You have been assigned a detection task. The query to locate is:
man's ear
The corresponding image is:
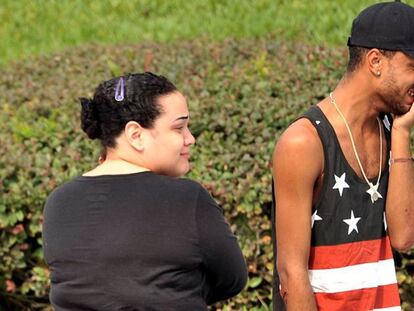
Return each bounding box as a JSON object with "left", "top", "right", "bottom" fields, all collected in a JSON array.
[
  {"left": 366, "top": 48, "right": 383, "bottom": 77},
  {"left": 125, "top": 121, "right": 145, "bottom": 151}
]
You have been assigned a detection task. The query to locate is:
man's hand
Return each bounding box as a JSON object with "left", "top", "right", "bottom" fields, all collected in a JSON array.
[
  {"left": 392, "top": 101, "right": 414, "bottom": 133},
  {"left": 386, "top": 100, "right": 414, "bottom": 252}
]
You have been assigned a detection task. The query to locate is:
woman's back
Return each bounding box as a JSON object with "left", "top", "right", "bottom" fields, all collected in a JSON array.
[
  {"left": 43, "top": 73, "right": 247, "bottom": 310},
  {"left": 43, "top": 172, "right": 246, "bottom": 311}
]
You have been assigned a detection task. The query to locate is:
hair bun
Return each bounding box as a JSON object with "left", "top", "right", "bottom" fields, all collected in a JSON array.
[{"left": 80, "top": 98, "right": 102, "bottom": 140}]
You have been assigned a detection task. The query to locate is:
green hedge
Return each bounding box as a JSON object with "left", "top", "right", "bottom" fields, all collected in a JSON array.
[
  {"left": 0, "top": 38, "right": 413, "bottom": 310},
  {"left": 1, "top": 0, "right": 398, "bottom": 67}
]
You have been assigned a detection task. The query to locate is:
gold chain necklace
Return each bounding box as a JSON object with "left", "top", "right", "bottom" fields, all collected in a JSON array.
[{"left": 329, "top": 92, "right": 383, "bottom": 203}]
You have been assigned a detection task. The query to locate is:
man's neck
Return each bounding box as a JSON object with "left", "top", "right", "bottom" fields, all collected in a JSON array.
[{"left": 326, "top": 73, "right": 384, "bottom": 132}]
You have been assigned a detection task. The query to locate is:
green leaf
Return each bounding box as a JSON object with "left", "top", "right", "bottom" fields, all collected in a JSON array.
[{"left": 248, "top": 276, "right": 263, "bottom": 288}]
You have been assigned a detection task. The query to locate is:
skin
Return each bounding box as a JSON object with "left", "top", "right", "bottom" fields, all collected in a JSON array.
[
  {"left": 272, "top": 50, "right": 414, "bottom": 310},
  {"left": 85, "top": 91, "right": 196, "bottom": 178}
]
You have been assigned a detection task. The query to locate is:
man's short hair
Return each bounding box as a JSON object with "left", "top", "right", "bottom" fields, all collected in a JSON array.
[{"left": 347, "top": 46, "right": 396, "bottom": 73}]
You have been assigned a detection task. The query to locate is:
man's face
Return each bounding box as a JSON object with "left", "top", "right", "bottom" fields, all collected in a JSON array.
[{"left": 379, "top": 52, "right": 414, "bottom": 115}]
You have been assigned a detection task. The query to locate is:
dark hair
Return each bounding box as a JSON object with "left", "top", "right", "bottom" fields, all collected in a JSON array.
[
  {"left": 80, "top": 72, "right": 177, "bottom": 148},
  {"left": 347, "top": 46, "right": 396, "bottom": 73}
]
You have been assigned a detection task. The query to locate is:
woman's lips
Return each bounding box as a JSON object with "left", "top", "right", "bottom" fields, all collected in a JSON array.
[{"left": 180, "top": 153, "right": 190, "bottom": 159}]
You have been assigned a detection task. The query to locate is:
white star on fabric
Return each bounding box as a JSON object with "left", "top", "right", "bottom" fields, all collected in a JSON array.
[
  {"left": 366, "top": 182, "right": 383, "bottom": 203},
  {"left": 383, "top": 115, "right": 391, "bottom": 131},
  {"left": 384, "top": 212, "right": 388, "bottom": 231},
  {"left": 315, "top": 120, "right": 321, "bottom": 125},
  {"left": 343, "top": 210, "right": 361, "bottom": 235},
  {"left": 333, "top": 173, "right": 350, "bottom": 196},
  {"left": 311, "top": 210, "right": 323, "bottom": 228}
]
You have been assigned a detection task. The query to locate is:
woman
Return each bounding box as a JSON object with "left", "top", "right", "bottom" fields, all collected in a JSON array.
[{"left": 42, "top": 72, "right": 247, "bottom": 311}]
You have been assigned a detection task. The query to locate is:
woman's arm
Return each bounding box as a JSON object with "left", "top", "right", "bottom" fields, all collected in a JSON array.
[{"left": 195, "top": 187, "right": 248, "bottom": 305}]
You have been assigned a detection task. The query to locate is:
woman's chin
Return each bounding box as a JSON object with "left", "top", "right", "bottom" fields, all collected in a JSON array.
[
  {"left": 161, "top": 163, "right": 191, "bottom": 178},
  {"left": 178, "top": 163, "right": 191, "bottom": 177}
]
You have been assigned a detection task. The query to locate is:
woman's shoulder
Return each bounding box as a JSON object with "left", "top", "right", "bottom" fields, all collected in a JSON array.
[
  {"left": 147, "top": 174, "right": 218, "bottom": 206},
  {"left": 45, "top": 173, "right": 211, "bottom": 206},
  {"left": 153, "top": 174, "right": 206, "bottom": 193},
  {"left": 44, "top": 177, "right": 84, "bottom": 205}
]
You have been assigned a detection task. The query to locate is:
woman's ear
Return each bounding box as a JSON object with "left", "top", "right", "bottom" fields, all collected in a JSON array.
[{"left": 125, "top": 121, "right": 145, "bottom": 151}]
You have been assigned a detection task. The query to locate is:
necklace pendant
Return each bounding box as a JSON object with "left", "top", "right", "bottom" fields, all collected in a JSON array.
[{"left": 367, "top": 182, "right": 383, "bottom": 203}]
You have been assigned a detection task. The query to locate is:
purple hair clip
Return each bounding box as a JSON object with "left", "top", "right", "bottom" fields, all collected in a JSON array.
[{"left": 115, "top": 77, "right": 125, "bottom": 101}]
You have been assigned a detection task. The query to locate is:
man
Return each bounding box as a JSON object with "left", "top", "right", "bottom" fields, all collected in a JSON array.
[{"left": 272, "top": 1, "right": 414, "bottom": 310}]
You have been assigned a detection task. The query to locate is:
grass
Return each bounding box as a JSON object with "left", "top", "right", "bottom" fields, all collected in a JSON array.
[{"left": 2, "top": 0, "right": 414, "bottom": 67}]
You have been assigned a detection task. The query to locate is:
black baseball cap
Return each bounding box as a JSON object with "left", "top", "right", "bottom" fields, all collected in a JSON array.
[{"left": 347, "top": 1, "right": 414, "bottom": 58}]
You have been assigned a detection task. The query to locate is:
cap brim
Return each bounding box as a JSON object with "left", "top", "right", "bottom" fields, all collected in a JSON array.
[{"left": 403, "top": 49, "right": 414, "bottom": 60}]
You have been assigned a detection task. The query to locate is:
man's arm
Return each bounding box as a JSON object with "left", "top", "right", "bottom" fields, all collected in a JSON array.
[
  {"left": 272, "top": 119, "right": 323, "bottom": 311},
  {"left": 385, "top": 105, "right": 414, "bottom": 252}
]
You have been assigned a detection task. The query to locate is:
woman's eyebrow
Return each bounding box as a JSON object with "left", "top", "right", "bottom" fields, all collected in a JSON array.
[{"left": 173, "top": 116, "right": 189, "bottom": 122}]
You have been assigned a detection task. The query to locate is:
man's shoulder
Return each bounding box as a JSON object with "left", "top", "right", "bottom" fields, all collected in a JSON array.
[
  {"left": 273, "top": 112, "right": 324, "bottom": 178},
  {"left": 276, "top": 116, "right": 322, "bottom": 153}
]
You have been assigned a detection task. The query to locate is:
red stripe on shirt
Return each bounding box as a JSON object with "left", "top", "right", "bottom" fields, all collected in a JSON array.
[
  {"left": 309, "top": 236, "right": 393, "bottom": 269},
  {"left": 313, "top": 283, "right": 400, "bottom": 311}
]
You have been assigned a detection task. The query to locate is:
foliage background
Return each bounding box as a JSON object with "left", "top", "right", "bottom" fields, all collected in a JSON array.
[
  {"left": 1, "top": 1, "right": 413, "bottom": 310},
  {"left": 3, "top": 0, "right": 414, "bottom": 68}
]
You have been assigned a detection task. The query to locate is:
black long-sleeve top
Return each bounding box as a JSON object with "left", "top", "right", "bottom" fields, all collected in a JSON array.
[{"left": 42, "top": 172, "right": 247, "bottom": 311}]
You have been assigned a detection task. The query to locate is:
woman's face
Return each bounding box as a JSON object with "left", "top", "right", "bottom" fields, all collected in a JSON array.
[{"left": 144, "top": 91, "right": 196, "bottom": 177}]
